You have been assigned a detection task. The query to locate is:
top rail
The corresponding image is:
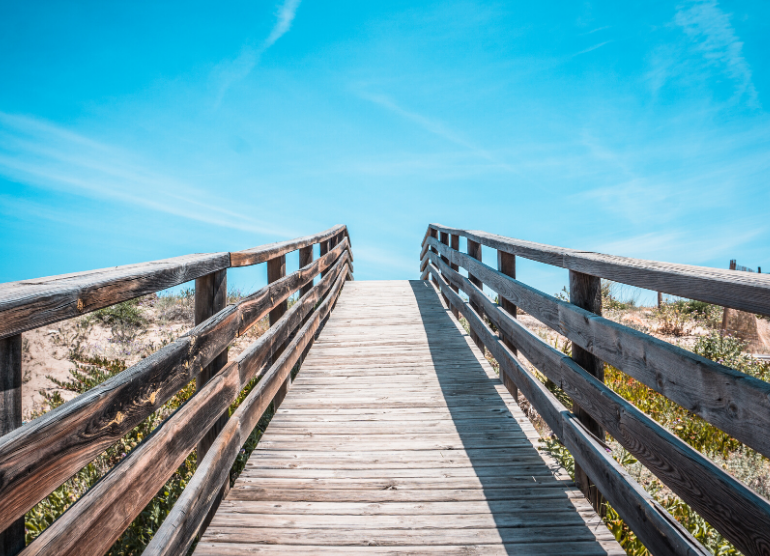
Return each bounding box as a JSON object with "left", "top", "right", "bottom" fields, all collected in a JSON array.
[
  {"left": 0, "top": 225, "right": 348, "bottom": 340},
  {"left": 425, "top": 223, "right": 770, "bottom": 317}
]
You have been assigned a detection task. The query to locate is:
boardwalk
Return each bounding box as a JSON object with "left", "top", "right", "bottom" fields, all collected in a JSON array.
[{"left": 194, "top": 280, "right": 622, "bottom": 555}]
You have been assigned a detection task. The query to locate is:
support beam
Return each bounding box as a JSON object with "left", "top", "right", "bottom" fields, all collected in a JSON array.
[
  {"left": 467, "top": 239, "right": 484, "bottom": 352},
  {"left": 268, "top": 256, "right": 290, "bottom": 407},
  {"left": 497, "top": 251, "right": 518, "bottom": 400},
  {"left": 0, "top": 334, "right": 23, "bottom": 556},
  {"left": 569, "top": 270, "right": 605, "bottom": 515}
]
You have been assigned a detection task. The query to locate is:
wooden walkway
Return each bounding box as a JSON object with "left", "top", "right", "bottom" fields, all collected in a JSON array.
[{"left": 194, "top": 280, "right": 623, "bottom": 555}]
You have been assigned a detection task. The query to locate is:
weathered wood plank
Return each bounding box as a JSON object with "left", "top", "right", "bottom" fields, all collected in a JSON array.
[
  {"left": 427, "top": 265, "right": 710, "bottom": 556},
  {"left": 0, "top": 252, "right": 231, "bottom": 340},
  {"left": 143, "top": 267, "right": 349, "bottom": 556},
  {"left": 428, "top": 260, "right": 770, "bottom": 556},
  {"left": 0, "top": 334, "right": 23, "bottom": 555},
  {"left": 0, "top": 249, "right": 350, "bottom": 535},
  {"left": 230, "top": 225, "right": 346, "bottom": 268},
  {"left": 427, "top": 224, "right": 770, "bottom": 316},
  {"left": 426, "top": 238, "right": 770, "bottom": 461}
]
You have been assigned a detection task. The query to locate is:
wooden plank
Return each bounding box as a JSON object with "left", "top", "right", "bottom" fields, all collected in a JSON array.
[
  {"left": 467, "top": 238, "right": 484, "bottom": 351},
  {"left": 299, "top": 246, "right": 313, "bottom": 297},
  {"left": 0, "top": 334, "right": 23, "bottom": 555},
  {"left": 230, "top": 225, "right": 346, "bottom": 268},
  {"left": 428, "top": 261, "right": 770, "bottom": 556},
  {"left": 428, "top": 265, "right": 710, "bottom": 556},
  {"left": 427, "top": 224, "right": 770, "bottom": 317},
  {"left": 0, "top": 251, "right": 349, "bottom": 535},
  {"left": 569, "top": 270, "right": 605, "bottom": 514},
  {"left": 0, "top": 252, "right": 230, "bottom": 340},
  {"left": 426, "top": 239, "right": 770, "bottom": 461},
  {"left": 143, "top": 268, "right": 349, "bottom": 556},
  {"left": 196, "top": 279, "right": 621, "bottom": 556}
]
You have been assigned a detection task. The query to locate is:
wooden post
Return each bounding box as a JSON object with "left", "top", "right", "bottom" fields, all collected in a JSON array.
[
  {"left": 268, "top": 255, "right": 290, "bottom": 407},
  {"left": 438, "top": 232, "right": 451, "bottom": 308},
  {"left": 194, "top": 270, "right": 228, "bottom": 460},
  {"left": 497, "top": 251, "right": 518, "bottom": 401},
  {"left": 428, "top": 229, "right": 439, "bottom": 288},
  {"left": 0, "top": 334, "right": 24, "bottom": 556},
  {"left": 569, "top": 270, "right": 605, "bottom": 515},
  {"left": 449, "top": 235, "right": 460, "bottom": 318},
  {"left": 320, "top": 240, "right": 329, "bottom": 278},
  {"left": 467, "top": 239, "right": 485, "bottom": 353},
  {"left": 193, "top": 269, "right": 228, "bottom": 532},
  {"left": 299, "top": 246, "right": 314, "bottom": 298},
  {"left": 657, "top": 292, "right": 663, "bottom": 308}
]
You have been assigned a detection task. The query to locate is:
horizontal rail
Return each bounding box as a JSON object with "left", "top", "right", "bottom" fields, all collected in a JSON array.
[
  {"left": 0, "top": 225, "right": 348, "bottom": 340},
  {"left": 21, "top": 257, "right": 350, "bottom": 556},
  {"left": 0, "top": 240, "right": 351, "bottom": 532},
  {"left": 426, "top": 254, "right": 770, "bottom": 556},
  {"left": 144, "top": 267, "right": 348, "bottom": 556},
  {"left": 425, "top": 236, "right": 770, "bottom": 460},
  {"left": 426, "top": 263, "right": 708, "bottom": 556},
  {"left": 230, "top": 224, "right": 348, "bottom": 267},
  {"left": 425, "top": 224, "right": 770, "bottom": 317}
]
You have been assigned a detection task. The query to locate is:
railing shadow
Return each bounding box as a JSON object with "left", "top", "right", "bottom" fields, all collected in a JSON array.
[{"left": 407, "top": 279, "right": 610, "bottom": 554}]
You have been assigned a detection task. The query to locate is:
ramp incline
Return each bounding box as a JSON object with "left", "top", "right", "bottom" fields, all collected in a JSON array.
[{"left": 194, "top": 280, "right": 622, "bottom": 555}]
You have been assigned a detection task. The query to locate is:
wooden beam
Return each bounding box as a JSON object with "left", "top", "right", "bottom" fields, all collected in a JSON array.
[
  {"left": 428, "top": 254, "right": 770, "bottom": 556},
  {"left": 268, "top": 255, "right": 289, "bottom": 408},
  {"left": 568, "top": 270, "right": 604, "bottom": 515},
  {"left": 0, "top": 334, "right": 23, "bottom": 556},
  {"left": 21, "top": 258, "right": 351, "bottom": 556},
  {"left": 427, "top": 263, "right": 710, "bottom": 556},
  {"left": 194, "top": 269, "right": 229, "bottom": 529},
  {"left": 140, "top": 268, "right": 349, "bottom": 556},
  {"left": 425, "top": 236, "right": 770, "bottom": 461},
  {"left": 0, "top": 241, "right": 350, "bottom": 534},
  {"left": 299, "top": 246, "right": 314, "bottom": 298},
  {"left": 230, "top": 225, "right": 346, "bottom": 268},
  {"left": 467, "top": 239, "right": 484, "bottom": 352},
  {"left": 428, "top": 223, "right": 770, "bottom": 317},
  {"left": 0, "top": 252, "right": 230, "bottom": 341},
  {"left": 497, "top": 251, "right": 517, "bottom": 400}
]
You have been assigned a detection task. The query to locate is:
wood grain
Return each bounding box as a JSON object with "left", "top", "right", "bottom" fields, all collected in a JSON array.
[
  {"left": 428, "top": 256, "right": 770, "bottom": 556},
  {"left": 0, "top": 252, "right": 231, "bottom": 340},
  {"left": 230, "top": 225, "right": 346, "bottom": 268},
  {"left": 0, "top": 243, "right": 350, "bottom": 534},
  {"left": 425, "top": 236, "right": 770, "bottom": 461},
  {"left": 194, "top": 279, "right": 622, "bottom": 556},
  {"left": 426, "top": 224, "right": 770, "bottom": 317},
  {"left": 428, "top": 264, "right": 712, "bottom": 556}
]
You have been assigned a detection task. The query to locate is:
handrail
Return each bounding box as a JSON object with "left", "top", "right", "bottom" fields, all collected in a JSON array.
[
  {"left": 0, "top": 224, "right": 349, "bottom": 340},
  {"left": 420, "top": 224, "right": 770, "bottom": 556},
  {"left": 0, "top": 226, "right": 352, "bottom": 555},
  {"left": 423, "top": 223, "right": 770, "bottom": 317}
]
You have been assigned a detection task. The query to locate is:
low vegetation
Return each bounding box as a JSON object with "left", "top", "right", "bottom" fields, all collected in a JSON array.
[{"left": 24, "top": 291, "right": 275, "bottom": 555}]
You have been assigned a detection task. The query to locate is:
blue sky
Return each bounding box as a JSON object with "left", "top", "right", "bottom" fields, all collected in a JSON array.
[{"left": 1, "top": 1, "right": 768, "bottom": 299}]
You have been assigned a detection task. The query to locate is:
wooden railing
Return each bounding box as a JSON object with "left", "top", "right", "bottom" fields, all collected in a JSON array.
[
  {"left": 0, "top": 225, "right": 353, "bottom": 556},
  {"left": 420, "top": 223, "right": 770, "bottom": 556}
]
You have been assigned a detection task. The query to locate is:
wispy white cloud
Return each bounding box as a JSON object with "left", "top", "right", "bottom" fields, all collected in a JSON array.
[
  {"left": 573, "top": 40, "right": 613, "bottom": 57},
  {"left": 0, "top": 111, "right": 298, "bottom": 237},
  {"left": 674, "top": 0, "right": 758, "bottom": 106},
  {"left": 214, "top": 0, "right": 302, "bottom": 106},
  {"left": 356, "top": 91, "right": 528, "bottom": 177}
]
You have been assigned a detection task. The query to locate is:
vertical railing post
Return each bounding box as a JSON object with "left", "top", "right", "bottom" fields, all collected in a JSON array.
[
  {"left": 0, "top": 334, "right": 24, "bottom": 556},
  {"left": 438, "top": 232, "right": 451, "bottom": 308},
  {"left": 194, "top": 269, "right": 228, "bottom": 530},
  {"left": 428, "top": 229, "right": 439, "bottom": 288},
  {"left": 449, "top": 234, "right": 460, "bottom": 318},
  {"left": 497, "top": 251, "right": 518, "bottom": 401},
  {"left": 268, "top": 255, "right": 290, "bottom": 407},
  {"left": 569, "top": 270, "right": 605, "bottom": 515},
  {"left": 467, "top": 239, "right": 485, "bottom": 353},
  {"left": 299, "top": 246, "right": 314, "bottom": 298},
  {"left": 320, "top": 240, "right": 329, "bottom": 278}
]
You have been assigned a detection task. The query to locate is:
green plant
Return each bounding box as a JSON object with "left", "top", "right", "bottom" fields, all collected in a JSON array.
[
  {"left": 672, "top": 300, "right": 722, "bottom": 328},
  {"left": 656, "top": 302, "right": 690, "bottom": 336}
]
